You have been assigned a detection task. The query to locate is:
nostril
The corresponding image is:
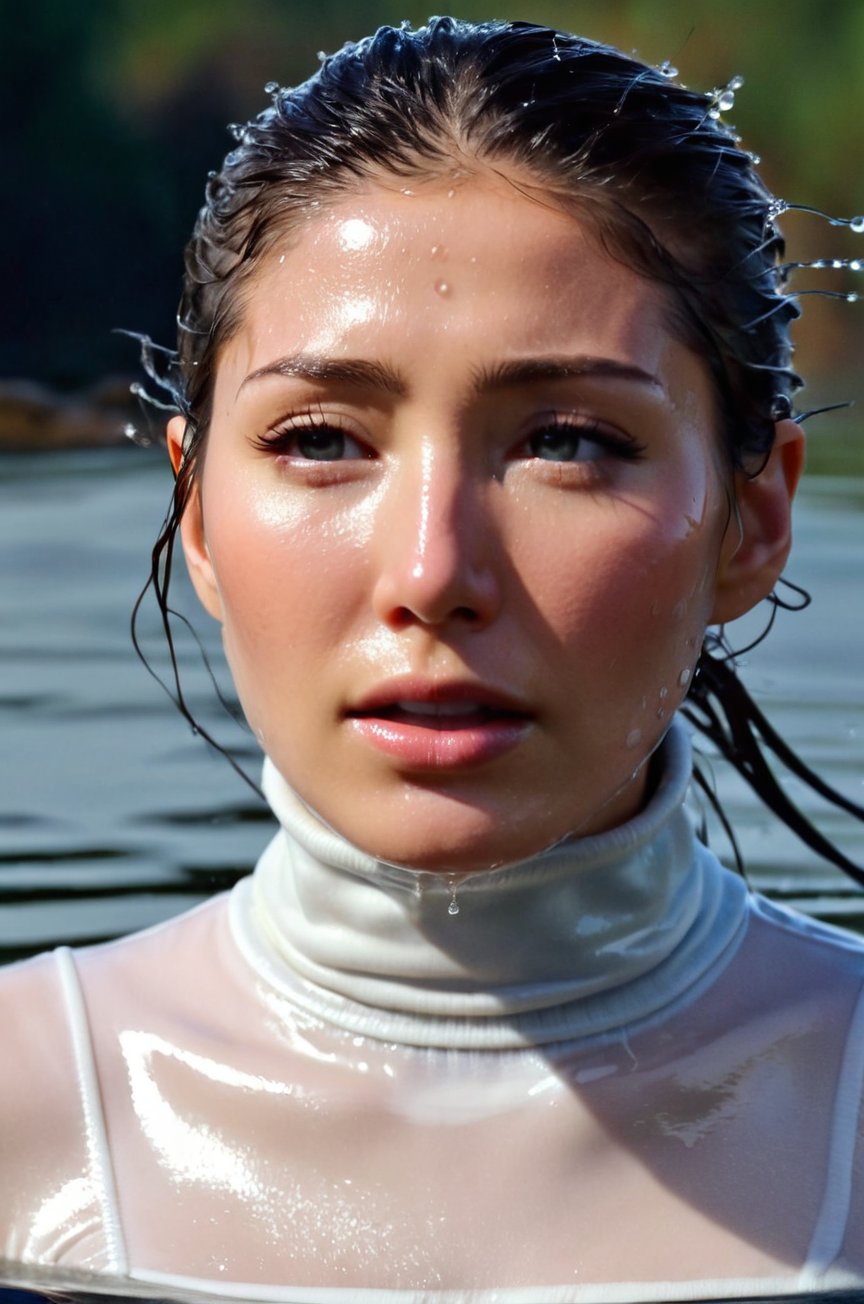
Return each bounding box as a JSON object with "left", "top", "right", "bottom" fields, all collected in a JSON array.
[{"left": 389, "top": 603, "right": 481, "bottom": 629}]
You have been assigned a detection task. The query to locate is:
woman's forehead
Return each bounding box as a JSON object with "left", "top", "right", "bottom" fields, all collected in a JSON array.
[{"left": 218, "top": 178, "right": 691, "bottom": 399}]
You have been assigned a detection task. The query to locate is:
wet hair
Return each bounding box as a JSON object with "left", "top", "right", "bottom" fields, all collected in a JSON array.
[{"left": 134, "top": 17, "right": 864, "bottom": 880}]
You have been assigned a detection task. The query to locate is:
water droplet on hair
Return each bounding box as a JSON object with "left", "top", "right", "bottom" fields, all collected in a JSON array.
[
  {"left": 448, "top": 897, "right": 460, "bottom": 916},
  {"left": 729, "top": 75, "right": 745, "bottom": 91},
  {"left": 708, "top": 106, "right": 721, "bottom": 121},
  {"left": 316, "top": 50, "right": 327, "bottom": 63},
  {"left": 717, "top": 90, "right": 735, "bottom": 112},
  {"left": 851, "top": 216, "right": 864, "bottom": 233},
  {"left": 850, "top": 259, "right": 862, "bottom": 271},
  {"left": 746, "top": 152, "right": 761, "bottom": 165},
  {"left": 227, "top": 122, "right": 243, "bottom": 141},
  {"left": 626, "top": 728, "right": 642, "bottom": 749},
  {"left": 847, "top": 292, "right": 859, "bottom": 303},
  {"left": 658, "top": 60, "right": 678, "bottom": 78},
  {"left": 678, "top": 668, "right": 691, "bottom": 687},
  {"left": 434, "top": 280, "right": 450, "bottom": 297},
  {"left": 264, "top": 80, "right": 279, "bottom": 95},
  {"left": 832, "top": 259, "right": 845, "bottom": 269},
  {"left": 123, "top": 422, "right": 137, "bottom": 440}
]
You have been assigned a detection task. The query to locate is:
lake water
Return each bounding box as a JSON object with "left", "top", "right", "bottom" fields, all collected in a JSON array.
[{"left": 1, "top": 447, "right": 862, "bottom": 964}]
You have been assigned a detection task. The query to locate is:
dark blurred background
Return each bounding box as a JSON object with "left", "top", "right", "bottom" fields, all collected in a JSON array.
[{"left": 2, "top": 0, "right": 863, "bottom": 466}]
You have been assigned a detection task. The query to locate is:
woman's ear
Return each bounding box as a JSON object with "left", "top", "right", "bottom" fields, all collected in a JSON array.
[
  {"left": 710, "top": 419, "right": 805, "bottom": 625},
  {"left": 165, "top": 415, "right": 223, "bottom": 622}
]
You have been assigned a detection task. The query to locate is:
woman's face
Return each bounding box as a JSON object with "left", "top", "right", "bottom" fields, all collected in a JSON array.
[{"left": 176, "top": 176, "right": 748, "bottom": 871}]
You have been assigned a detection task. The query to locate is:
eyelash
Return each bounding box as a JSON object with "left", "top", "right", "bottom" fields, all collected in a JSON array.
[{"left": 252, "top": 410, "right": 646, "bottom": 465}]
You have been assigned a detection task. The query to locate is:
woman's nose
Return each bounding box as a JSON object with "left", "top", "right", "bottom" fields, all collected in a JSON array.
[{"left": 371, "top": 446, "right": 501, "bottom": 630}]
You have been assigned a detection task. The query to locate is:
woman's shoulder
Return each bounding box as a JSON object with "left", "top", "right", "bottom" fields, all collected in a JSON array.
[{"left": 0, "top": 896, "right": 235, "bottom": 1271}]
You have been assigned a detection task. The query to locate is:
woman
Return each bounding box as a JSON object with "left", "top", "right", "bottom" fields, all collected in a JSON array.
[{"left": 2, "top": 18, "right": 863, "bottom": 1303}]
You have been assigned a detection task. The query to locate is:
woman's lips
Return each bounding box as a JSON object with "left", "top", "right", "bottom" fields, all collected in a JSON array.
[{"left": 345, "top": 685, "right": 533, "bottom": 768}]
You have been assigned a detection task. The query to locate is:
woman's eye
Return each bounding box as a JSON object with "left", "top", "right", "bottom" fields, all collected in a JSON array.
[
  {"left": 525, "top": 423, "right": 636, "bottom": 464},
  {"left": 259, "top": 421, "right": 369, "bottom": 461},
  {"left": 293, "top": 426, "right": 353, "bottom": 461}
]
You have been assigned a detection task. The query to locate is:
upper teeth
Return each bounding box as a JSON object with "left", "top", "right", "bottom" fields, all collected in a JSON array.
[{"left": 396, "top": 700, "right": 480, "bottom": 716}]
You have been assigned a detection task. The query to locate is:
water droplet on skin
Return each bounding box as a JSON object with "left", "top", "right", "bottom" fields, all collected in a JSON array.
[
  {"left": 447, "top": 877, "right": 461, "bottom": 916},
  {"left": 401, "top": 188, "right": 415, "bottom": 197},
  {"left": 659, "top": 686, "right": 669, "bottom": 701},
  {"left": 626, "top": 728, "right": 643, "bottom": 749},
  {"left": 678, "top": 668, "right": 691, "bottom": 687},
  {"left": 851, "top": 216, "right": 864, "bottom": 233},
  {"left": 446, "top": 188, "right": 455, "bottom": 199},
  {"left": 434, "top": 280, "right": 450, "bottom": 297},
  {"left": 656, "top": 708, "right": 667, "bottom": 721}
]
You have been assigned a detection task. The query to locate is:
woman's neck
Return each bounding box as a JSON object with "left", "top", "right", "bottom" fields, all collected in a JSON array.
[{"left": 229, "top": 719, "right": 749, "bottom": 1049}]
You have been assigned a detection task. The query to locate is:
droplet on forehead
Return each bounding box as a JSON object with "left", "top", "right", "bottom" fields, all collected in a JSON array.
[
  {"left": 434, "top": 280, "right": 451, "bottom": 297},
  {"left": 626, "top": 728, "right": 643, "bottom": 749},
  {"left": 337, "top": 218, "right": 375, "bottom": 251}
]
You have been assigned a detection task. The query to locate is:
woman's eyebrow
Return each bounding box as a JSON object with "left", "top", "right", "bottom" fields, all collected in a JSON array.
[
  {"left": 238, "top": 353, "right": 408, "bottom": 398},
  {"left": 473, "top": 356, "right": 665, "bottom": 394}
]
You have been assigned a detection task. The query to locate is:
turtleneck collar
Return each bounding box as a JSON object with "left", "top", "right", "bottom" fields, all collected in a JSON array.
[{"left": 229, "top": 720, "right": 748, "bottom": 1049}]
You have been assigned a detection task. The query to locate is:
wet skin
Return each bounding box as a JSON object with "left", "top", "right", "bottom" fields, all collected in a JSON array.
[{"left": 171, "top": 174, "right": 802, "bottom": 872}]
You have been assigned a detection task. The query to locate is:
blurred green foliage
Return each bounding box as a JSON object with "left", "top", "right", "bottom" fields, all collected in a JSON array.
[{"left": 3, "top": 0, "right": 863, "bottom": 469}]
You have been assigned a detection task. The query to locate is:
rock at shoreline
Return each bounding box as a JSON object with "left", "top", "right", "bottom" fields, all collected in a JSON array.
[{"left": 0, "top": 378, "right": 167, "bottom": 451}]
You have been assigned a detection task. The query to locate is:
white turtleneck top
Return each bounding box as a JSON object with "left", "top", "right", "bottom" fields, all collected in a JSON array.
[{"left": 2, "top": 720, "right": 864, "bottom": 1303}]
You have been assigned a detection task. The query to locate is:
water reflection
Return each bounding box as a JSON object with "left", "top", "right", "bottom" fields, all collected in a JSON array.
[{"left": 0, "top": 450, "right": 862, "bottom": 963}]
